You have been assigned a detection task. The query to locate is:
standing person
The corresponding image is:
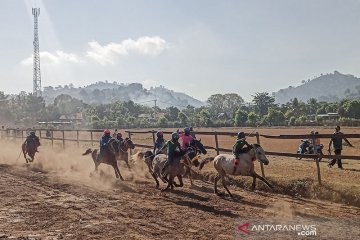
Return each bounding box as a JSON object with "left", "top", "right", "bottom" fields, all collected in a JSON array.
[
  {"left": 232, "top": 131, "right": 251, "bottom": 174},
  {"left": 153, "top": 131, "right": 165, "bottom": 154},
  {"left": 328, "top": 126, "right": 353, "bottom": 169}
]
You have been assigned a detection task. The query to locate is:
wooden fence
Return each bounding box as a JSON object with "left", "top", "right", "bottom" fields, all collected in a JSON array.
[{"left": 1, "top": 128, "right": 359, "bottom": 186}]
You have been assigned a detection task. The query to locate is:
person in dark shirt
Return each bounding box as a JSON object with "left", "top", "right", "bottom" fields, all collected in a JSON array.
[
  {"left": 328, "top": 126, "right": 353, "bottom": 169},
  {"left": 153, "top": 131, "right": 165, "bottom": 154}
]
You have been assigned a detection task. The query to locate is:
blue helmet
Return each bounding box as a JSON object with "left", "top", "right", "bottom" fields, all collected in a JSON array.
[
  {"left": 184, "top": 127, "right": 191, "bottom": 135},
  {"left": 171, "top": 132, "right": 179, "bottom": 141}
]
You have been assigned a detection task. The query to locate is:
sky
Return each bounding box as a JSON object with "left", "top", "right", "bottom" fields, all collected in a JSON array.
[{"left": 1, "top": 0, "right": 360, "bottom": 101}]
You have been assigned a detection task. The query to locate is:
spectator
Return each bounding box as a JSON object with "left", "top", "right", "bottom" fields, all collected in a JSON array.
[{"left": 328, "top": 126, "right": 353, "bottom": 169}]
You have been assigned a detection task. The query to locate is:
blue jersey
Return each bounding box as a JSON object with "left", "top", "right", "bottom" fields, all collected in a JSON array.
[{"left": 100, "top": 135, "right": 112, "bottom": 151}]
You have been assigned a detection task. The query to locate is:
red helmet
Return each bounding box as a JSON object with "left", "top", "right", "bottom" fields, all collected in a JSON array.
[
  {"left": 156, "top": 131, "right": 164, "bottom": 138},
  {"left": 104, "top": 129, "right": 111, "bottom": 135}
]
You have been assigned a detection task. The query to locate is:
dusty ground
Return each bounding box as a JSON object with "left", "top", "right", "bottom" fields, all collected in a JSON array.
[{"left": 0, "top": 142, "right": 359, "bottom": 239}]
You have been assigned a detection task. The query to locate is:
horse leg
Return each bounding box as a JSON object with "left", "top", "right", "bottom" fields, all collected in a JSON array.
[
  {"left": 161, "top": 176, "right": 172, "bottom": 192},
  {"left": 221, "top": 175, "right": 233, "bottom": 198},
  {"left": 251, "top": 174, "right": 257, "bottom": 191},
  {"left": 187, "top": 167, "right": 194, "bottom": 186},
  {"left": 115, "top": 164, "right": 124, "bottom": 181},
  {"left": 214, "top": 175, "right": 221, "bottom": 195},
  {"left": 253, "top": 172, "right": 273, "bottom": 189},
  {"left": 152, "top": 173, "right": 160, "bottom": 189},
  {"left": 175, "top": 175, "right": 184, "bottom": 187}
]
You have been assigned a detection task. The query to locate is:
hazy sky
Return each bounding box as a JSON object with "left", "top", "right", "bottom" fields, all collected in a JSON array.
[{"left": 1, "top": 0, "right": 360, "bottom": 101}]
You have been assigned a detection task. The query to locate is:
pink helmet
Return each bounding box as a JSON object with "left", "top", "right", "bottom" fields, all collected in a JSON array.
[{"left": 104, "top": 129, "right": 111, "bottom": 135}]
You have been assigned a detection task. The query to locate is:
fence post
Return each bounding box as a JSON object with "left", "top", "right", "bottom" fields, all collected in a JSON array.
[
  {"left": 214, "top": 132, "right": 220, "bottom": 155},
  {"left": 51, "top": 130, "right": 54, "bottom": 148},
  {"left": 62, "top": 130, "right": 65, "bottom": 149},
  {"left": 151, "top": 131, "right": 156, "bottom": 145},
  {"left": 39, "top": 129, "right": 42, "bottom": 139},
  {"left": 256, "top": 132, "right": 265, "bottom": 177},
  {"left": 90, "top": 131, "right": 94, "bottom": 146},
  {"left": 128, "top": 131, "right": 132, "bottom": 155},
  {"left": 21, "top": 129, "right": 24, "bottom": 141},
  {"left": 76, "top": 130, "right": 80, "bottom": 148}
]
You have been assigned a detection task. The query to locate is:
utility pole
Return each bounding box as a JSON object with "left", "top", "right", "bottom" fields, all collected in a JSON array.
[{"left": 32, "top": 8, "right": 42, "bottom": 96}]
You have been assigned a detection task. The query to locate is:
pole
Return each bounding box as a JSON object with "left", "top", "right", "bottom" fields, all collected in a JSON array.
[
  {"left": 90, "top": 131, "right": 94, "bottom": 146},
  {"left": 152, "top": 131, "right": 156, "bottom": 145},
  {"left": 256, "top": 132, "right": 265, "bottom": 177},
  {"left": 51, "top": 130, "right": 54, "bottom": 148},
  {"left": 128, "top": 131, "right": 132, "bottom": 155},
  {"left": 214, "top": 132, "right": 220, "bottom": 155},
  {"left": 76, "top": 130, "right": 80, "bottom": 148},
  {"left": 62, "top": 130, "right": 65, "bottom": 149}
]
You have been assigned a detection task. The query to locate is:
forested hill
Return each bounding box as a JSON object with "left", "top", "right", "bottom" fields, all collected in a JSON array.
[
  {"left": 42, "top": 82, "right": 205, "bottom": 109},
  {"left": 274, "top": 71, "right": 360, "bottom": 104}
]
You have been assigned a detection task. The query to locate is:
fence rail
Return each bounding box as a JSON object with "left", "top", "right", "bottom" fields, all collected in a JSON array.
[{"left": 2, "top": 128, "right": 360, "bottom": 186}]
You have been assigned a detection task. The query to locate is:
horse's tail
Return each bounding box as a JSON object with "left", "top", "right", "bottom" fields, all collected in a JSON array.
[
  {"left": 199, "top": 157, "right": 215, "bottom": 170},
  {"left": 82, "top": 148, "right": 93, "bottom": 156},
  {"left": 131, "top": 151, "right": 144, "bottom": 162}
]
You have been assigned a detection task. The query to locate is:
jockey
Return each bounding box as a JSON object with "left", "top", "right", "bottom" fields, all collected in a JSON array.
[
  {"left": 160, "top": 132, "right": 183, "bottom": 174},
  {"left": 232, "top": 131, "right": 251, "bottom": 174},
  {"left": 153, "top": 131, "right": 165, "bottom": 154},
  {"left": 98, "top": 129, "right": 112, "bottom": 160},
  {"left": 115, "top": 132, "right": 123, "bottom": 143},
  {"left": 178, "top": 127, "right": 194, "bottom": 150},
  {"left": 24, "top": 131, "right": 40, "bottom": 152}
]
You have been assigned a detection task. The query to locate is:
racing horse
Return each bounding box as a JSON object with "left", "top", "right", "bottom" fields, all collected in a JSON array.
[
  {"left": 83, "top": 137, "right": 135, "bottom": 180},
  {"left": 22, "top": 139, "right": 40, "bottom": 163},
  {"left": 199, "top": 144, "right": 273, "bottom": 198},
  {"left": 133, "top": 139, "right": 207, "bottom": 189}
]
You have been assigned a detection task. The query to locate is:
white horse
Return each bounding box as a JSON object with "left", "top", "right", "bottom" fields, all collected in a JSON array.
[{"left": 199, "top": 144, "right": 273, "bottom": 198}]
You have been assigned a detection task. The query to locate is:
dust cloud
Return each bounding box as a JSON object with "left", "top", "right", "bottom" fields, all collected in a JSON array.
[{"left": 0, "top": 140, "right": 153, "bottom": 190}]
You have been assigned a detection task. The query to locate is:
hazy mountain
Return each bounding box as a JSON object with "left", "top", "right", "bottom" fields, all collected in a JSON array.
[
  {"left": 42, "top": 82, "right": 205, "bottom": 109},
  {"left": 274, "top": 71, "right": 360, "bottom": 104}
]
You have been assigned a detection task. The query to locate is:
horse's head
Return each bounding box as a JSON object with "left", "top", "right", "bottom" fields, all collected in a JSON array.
[
  {"left": 251, "top": 144, "right": 269, "bottom": 165},
  {"left": 144, "top": 150, "right": 154, "bottom": 161},
  {"left": 190, "top": 139, "right": 207, "bottom": 155},
  {"left": 122, "top": 138, "right": 136, "bottom": 150}
]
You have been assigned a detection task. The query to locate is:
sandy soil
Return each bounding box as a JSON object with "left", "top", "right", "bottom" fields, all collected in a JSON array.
[{"left": 0, "top": 142, "right": 359, "bottom": 240}]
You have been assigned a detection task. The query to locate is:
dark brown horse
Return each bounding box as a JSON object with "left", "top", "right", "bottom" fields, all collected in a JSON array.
[
  {"left": 83, "top": 138, "right": 135, "bottom": 180},
  {"left": 22, "top": 140, "right": 40, "bottom": 163}
]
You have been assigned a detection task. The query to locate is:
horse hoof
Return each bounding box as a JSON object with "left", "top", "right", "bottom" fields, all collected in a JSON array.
[{"left": 216, "top": 192, "right": 225, "bottom": 196}]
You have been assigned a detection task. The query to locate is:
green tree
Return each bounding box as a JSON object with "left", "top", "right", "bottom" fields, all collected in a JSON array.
[
  {"left": 165, "top": 106, "right": 180, "bottom": 121},
  {"left": 289, "top": 116, "right": 296, "bottom": 126},
  {"left": 267, "top": 107, "right": 285, "bottom": 125},
  {"left": 177, "top": 112, "right": 188, "bottom": 125},
  {"left": 157, "top": 116, "right": 169, "bottom": 127},
  {"left": 343, "top": 100, "right": 360, "bottom": 118},
  {"left": 234, "top": 109, "right": 248, "bottom": 126},
  {"left": 252, "top": 92, "right": 275, "bottom": 116},
  {"left": 247, "top": 112, "right": 259, "bottom": 126}
]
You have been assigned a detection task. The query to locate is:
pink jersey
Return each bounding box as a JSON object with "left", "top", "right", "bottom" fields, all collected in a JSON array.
[{"left": 179, "top": 133, "right": 193, "bottom": 150}]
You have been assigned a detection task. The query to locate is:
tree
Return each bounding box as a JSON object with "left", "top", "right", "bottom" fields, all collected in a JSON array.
[
  {"left": 289, "top": 116, "right": 296, "bottom": 126},
  {"left": 252, "top": 92, "right": 275, "bottom": 116},
  {"left": 178, "top": 112, "right": 188, "bottom": 125},
  {"left": 207, "top": 93, "right": 244, "bottom": 118},
  {"left": 197, "top": 109, "right": 212, "bottom": 127},
  {"left": 247, "top": 112, "right": 259, "bottom": 126},
  {"left": 165, "top": 106, "right": 180, "bottom": 121},
  {"left": 267, "top": 107, "right": 285, "bottom": 126},
  {"left": 343, "top": 100, "right": 360, "bottom": 119},
  {"left": 234, "top": 109, "right": 248, "bottom": 126},
  {"left": 157, "top": 116, "right": 169, "bottom": 127}
]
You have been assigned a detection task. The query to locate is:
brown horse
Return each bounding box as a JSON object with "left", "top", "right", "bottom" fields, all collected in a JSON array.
[
  {"left": 22, "top": 141, "right": 40, "bottom": 163},
  {"left": 116, "top": 138, "right": 135, "bottom": 169},
  {"left": 83, "top": 138, "right": 135, "bottom": 180}
]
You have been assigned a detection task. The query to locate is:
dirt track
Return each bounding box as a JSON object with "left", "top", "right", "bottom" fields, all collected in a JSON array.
[{"left": 0, "top": 158, "right": 359, "bottom": 239}]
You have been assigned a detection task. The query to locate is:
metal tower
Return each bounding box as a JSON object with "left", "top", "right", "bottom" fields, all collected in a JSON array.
[{"left": 32, "top": 8, "right": 41, "bottom": 96}]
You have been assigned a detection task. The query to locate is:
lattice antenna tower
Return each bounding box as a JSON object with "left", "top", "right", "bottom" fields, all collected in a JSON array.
[{"left": 32, "top": 8, "right": 41, "bottom": 96}]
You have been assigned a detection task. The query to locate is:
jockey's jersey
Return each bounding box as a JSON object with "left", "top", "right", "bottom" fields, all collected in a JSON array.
[
  {"left": 164, "top": 140, "right": 181, "bottom": 156},
  {"left": 179, "top": 133, "right": 193, "bottom": 150},
  {"left": 155, "top": 138, "right": 165, "bottom": 149},
  {"left": 100, "top": 135, "right": 112, "bottom": 147}
]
